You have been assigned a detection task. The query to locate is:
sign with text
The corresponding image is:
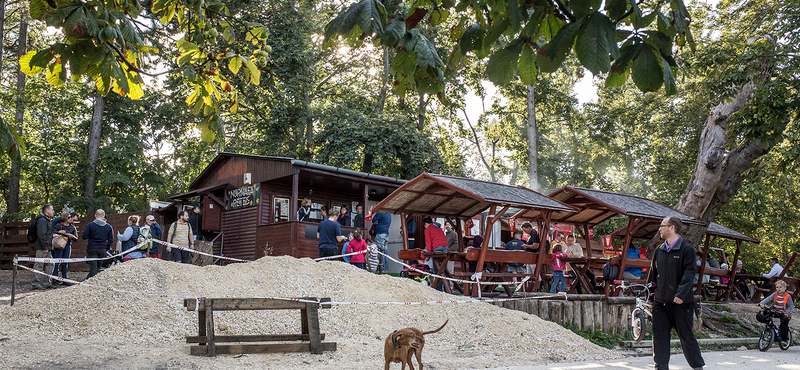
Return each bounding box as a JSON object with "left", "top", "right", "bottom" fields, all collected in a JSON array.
[{"left": 225, "top": 183, "right": 261, "bottom": 210}]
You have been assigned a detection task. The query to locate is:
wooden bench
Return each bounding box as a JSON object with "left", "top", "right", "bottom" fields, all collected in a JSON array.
[{"left": 184, "top": 297, "right": 336, "bottom": 356}]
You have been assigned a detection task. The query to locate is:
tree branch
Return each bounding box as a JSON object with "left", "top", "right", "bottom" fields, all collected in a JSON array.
[
  {"left": 553, "top": 0, "right": 576, "bottom": 22},
  {"left": 105, "top": 41, "right": 180, "bottom": 77}
]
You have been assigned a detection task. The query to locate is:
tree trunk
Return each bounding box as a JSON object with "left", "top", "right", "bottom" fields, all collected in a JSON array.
[
  {"left": 375, "top": 47, "right": 390, "bottom": 114},
  {"left": 8, "top": 16, "right": 27, "bottom": 216},
  {"left": 647, "top": 43, "right": 776, "bottom": 256},
  {"left": 0, "top": 0, "right": 6, "bottom": 77},
  {"left": 303, "top": 93, "right": 313, "bottom": 151},
  {"left": 417, "top": 93, "right": 426, "bottom": 131},
  {"left": 526, "top": 84, "right": 538, "bottom": 190},
  {"left": 84, "top": 93, "right": 105, "bottom": 214}
]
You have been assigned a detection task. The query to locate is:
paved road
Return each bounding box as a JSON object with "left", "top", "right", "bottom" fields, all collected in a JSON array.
[{"left": 482, "top": 349, "right": 799, "bottom": 370}]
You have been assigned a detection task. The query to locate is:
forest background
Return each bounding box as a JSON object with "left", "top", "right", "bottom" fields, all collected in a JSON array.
[{"left": 0, "top": 0, "right": 797, "bottom": 276}]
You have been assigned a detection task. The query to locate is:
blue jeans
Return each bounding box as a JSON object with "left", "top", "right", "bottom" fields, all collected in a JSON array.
[
  {"left": 351, "top": 262, "right": 365, "bottom": 269},
  {"left": 431, "top": 246, "right": 448, "bottom": 291},
  {"left": 551, "top": 270, "right": 566, "bottom": 293},
  {"left": 52, "top": 244, "right": 71, "bottom": 279},
  {"left": 375, "top": 233, "right": 389, "bottom": 272}
]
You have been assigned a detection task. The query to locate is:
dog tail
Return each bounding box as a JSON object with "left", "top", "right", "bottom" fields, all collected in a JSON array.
[{"left": 423, "top": 319, "right": 448, "bottom": 335}]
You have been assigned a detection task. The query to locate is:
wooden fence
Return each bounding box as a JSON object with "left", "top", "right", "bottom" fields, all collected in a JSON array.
[{"left": 0, "top": 211, "right": 148, "bottom": 270}]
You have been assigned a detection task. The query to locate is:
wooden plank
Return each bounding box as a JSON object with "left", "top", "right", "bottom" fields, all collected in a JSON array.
[
  {"left": 305, "top": 302, "right": 323, "bottom": 354},
  {"left": 209, "top": 298, "right": 308, "bottom": 311},
  {"left": 464, "top": 249, "right": 538, "bottom": 264},
  {"left": 206, "top": 305, "right": 216, "bottom": 357},
  {"left": 186, "top": 334, "right": 326, "bottom": 343},
  {"left": 198, "top": 310, "right": 207, "bottom": 346},
  {"left": 398, "top": 249, "right": 422, "bottom": 260},
  {"left": 190, "top": 342, "right": 337, "bottom": 355}
]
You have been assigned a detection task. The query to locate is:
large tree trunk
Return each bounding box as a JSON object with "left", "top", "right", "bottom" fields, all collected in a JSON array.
[
  {"left": 8, "top": 16, "right": 27, "bottom": 216},
  {"left": 526, "top": 84, "right": 538, "bottom": 190},
  {"left": 648, "top": 42, "right": 776, "bottom": 256},
  {"left": 0, "top": 0, "right": 6, "bottom": 76},
  {"left": 84, "top": 93, "right": 105, "bottom": 214},
  {"left": 417, "top": 92, "right": 426, "bottom": 131},
  {"left": 375, "top": 47, "right": 390, "bottom": 114}
]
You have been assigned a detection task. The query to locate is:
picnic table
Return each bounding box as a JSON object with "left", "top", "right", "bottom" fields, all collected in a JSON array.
[
  {"left": 563, "top": 257, "right": 608, "bottom": 294},
  {"left": 731, "top": 274, "right": 769, "bottom": 302},
  {"left": 422, "top": 251, "right": 467, "bottom": 294}
]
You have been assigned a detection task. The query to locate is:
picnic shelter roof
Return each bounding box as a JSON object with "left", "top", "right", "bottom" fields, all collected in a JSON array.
[
  {"left": 620, "top": 220, "right": 760, "bottom": 243},
  {"left": 372, "top": 173, "right": 577, "bottom": 218},
  {"left": 513, "top": 186, "right": 705, "bottom": 226}
]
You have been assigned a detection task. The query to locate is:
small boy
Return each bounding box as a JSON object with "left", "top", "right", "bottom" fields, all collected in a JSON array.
[{"left": 759, "top": 280, "right": 794, "bottom": 347}]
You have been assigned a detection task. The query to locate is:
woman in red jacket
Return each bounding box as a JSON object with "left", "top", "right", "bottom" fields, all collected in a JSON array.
[{"left": 346, "top": 230, "right": 367, "bottom": 269}]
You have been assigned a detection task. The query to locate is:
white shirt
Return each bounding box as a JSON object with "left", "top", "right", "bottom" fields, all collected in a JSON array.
[
  {"left": 762, "top": 263, "right": 784, "bottom": 279},
  {"left": 564, "top": 242, "right": 584, "bottom": 258}
]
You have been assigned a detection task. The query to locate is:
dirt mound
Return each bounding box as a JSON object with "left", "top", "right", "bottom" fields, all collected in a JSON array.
[{"left": 1, "top": 257, "right": 613, "bottom": 369}]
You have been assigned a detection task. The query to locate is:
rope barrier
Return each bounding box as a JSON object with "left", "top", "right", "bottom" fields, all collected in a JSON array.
[
  {"left": 151, "top": 239, "right": 251, "bottom": 263},
  {"left": 376, "top": 250, "right": 527, "bottom": 287},
  {"left": 313, "top": 249, "right": 368, "bottom": 261},
  {"left": 13, "top": 262, "right": 567, "bottom": 307},
  {"left": 14, "top": 239, "right": 151, "bottom": 264}
]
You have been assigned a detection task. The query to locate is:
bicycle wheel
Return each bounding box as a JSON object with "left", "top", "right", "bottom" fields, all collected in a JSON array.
[
  {"left": 779, "top": 330, "right": 792, "bottom": 350},
  {"left": 758, "top": 327, "right": 774, "bottom": 352},
  {"left": 632, "top": 310, "right": 646, "bottom": 341}
]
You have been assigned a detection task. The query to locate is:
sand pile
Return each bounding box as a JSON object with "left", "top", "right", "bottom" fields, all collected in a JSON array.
[{"left": 1, "top": 257, "right": 613, "bottom": 369}]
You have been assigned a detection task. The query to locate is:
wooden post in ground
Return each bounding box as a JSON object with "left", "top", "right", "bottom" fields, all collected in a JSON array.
[
  {"left": 205, "top": 300, "right": 216, "bottom": 356},
  {"left": 695, "top": 234, "right": 711, "bottom": 295},
  {"left": 11, "top": 255, "right": 18, "bottom": 306},
  {"left": 305, "top": 301, "right": 322, "bottom": 354},
  {"left": 726, "top": 240, "right": 742, "bottom": 301}
]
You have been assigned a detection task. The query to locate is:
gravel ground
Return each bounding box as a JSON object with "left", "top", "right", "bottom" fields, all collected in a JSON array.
[{"left": 1, "top": 257, "right": 614, "bottom": 369}]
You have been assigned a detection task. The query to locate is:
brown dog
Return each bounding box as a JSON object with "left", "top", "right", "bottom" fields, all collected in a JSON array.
[{"left": 384, "top": 320, "right": 448, "bottom": 370}]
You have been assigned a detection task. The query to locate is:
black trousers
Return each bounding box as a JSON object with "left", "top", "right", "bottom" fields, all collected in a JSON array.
[
  {"left": 568, "top": 270, "right": 598, "bottom": 293},
  {"left": 779, "top": 316, "right": 790, "bottom": 341},
  {"left": 652, "top": 301, "right": 705, "bottom": 370}
]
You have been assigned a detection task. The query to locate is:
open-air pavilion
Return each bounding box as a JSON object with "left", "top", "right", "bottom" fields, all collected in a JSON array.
[
  {"left": 371, "top": 173, "right": 576, "bottom": 296},
  {"left": 513, "top": 186, "right": 706, "bottom": 296}
]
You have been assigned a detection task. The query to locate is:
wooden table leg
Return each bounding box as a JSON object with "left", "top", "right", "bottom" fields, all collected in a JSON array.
[
  {"left": 205, "top": 301, "right": 216, "bottom": 357},
  {"left": 575, "top": 263, "right": 595, "bottom": 294},
  {"left": 305, "top": 302, "right": 322, "bottom": 354},
  {"left": 198, "top": 302, "right": 207, "bottom": 346}
]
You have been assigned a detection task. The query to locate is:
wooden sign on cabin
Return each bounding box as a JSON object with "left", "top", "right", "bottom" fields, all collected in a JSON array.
[{"left": 225, "top": 183, "right": 261, "bottom": 210}]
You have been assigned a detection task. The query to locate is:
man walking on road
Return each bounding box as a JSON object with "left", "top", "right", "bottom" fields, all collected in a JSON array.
[{"left": 648, "top": 216, "right": 704, "bottom": 370}]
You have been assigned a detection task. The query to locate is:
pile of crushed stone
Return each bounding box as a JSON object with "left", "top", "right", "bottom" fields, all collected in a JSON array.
[{"left": 1, "top": 257, "right": 614, "bottom": 369}]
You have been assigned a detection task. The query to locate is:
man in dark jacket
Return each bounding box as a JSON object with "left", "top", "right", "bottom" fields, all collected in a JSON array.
[
  {"left": 31, "top": 204, "right": 55, "bottom": 289},
  {"left": 648, "top": 216, "right": 704, "bottom": 370},
  {"left": 82, "top": 209, "right": 114, "bottom": 279}
]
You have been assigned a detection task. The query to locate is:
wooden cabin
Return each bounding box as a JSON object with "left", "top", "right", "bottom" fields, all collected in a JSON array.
[{"left": 161, "top": 153, "right": 406, "bottom": 262}]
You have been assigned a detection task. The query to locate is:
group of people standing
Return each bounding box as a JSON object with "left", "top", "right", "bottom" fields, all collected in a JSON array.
[
  {"left": 29, "top": 204, "right": 203, "bottom": 289},
  {"left": 311, "top": 199, "right": 391, "bottom": 272}
]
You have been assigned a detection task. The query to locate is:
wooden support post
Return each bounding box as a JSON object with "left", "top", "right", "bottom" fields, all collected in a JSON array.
[
  {"left": 400, "top": 212, "right": 409, "bottom": 250},
  {"left": 582, "top": 224, "right": 592, "bottom": 258},
  {"left": 362, "top": 184, "right": 369, "bottom": 236},
  {"left": 305, "top": 302, "right": 323, "bottom": 354},
  {"left": 726, "top": 240, "right": 742, "bottom": 301},
  {"left": 615, "top": 218, "right": 637, "bottom": 283},
  {"left": 455, "top": 218, "right": 464, "bottom": 252},
  {"left": 533, "top": 212, "right": 551, "bottom": 291},
  {"left": 205, "top": 300, "right": 216, "bottom": 357},
  {"left": 291, "top": 173, "right": 299, "bottom": 221},
  {"left": 11, "top": 255, "right": 17, "bottom": 306},
  {"left": 695, "top": 234, "right": 711, "bottom": 295}
]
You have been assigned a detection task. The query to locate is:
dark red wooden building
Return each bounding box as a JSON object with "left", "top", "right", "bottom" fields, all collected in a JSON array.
[{"left": 161, "top": 153, "right": 406, "bottom": 262}]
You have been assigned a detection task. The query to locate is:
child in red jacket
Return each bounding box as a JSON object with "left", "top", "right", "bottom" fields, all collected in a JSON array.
[
  {"left": 346, "top": 230, "right": 367, "bottom": 269},
  {"left": 550, "top": 244, "right": 568, "bottom": 293}
]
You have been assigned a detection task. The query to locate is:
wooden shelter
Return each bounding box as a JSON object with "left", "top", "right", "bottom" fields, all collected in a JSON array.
[
  {"left": 621, "top": 219, "right": 760, "bottom": 300},
  {"left": 513, "top": 186, "right": 705, "bottom": 295},
  {"left": 372, "top": 173, "right": 576, "bottom": 295},
  {"left": 163, "top": 153, "right": 405, "bottom": 262}
]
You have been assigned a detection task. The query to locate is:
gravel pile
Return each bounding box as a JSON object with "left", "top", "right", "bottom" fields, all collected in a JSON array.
[{"left": 1, "top": 257, "right": 614, "bottom": 369}]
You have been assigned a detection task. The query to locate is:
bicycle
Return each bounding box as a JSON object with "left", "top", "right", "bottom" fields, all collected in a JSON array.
[
  {"left": 756, "top": 307, "right": 792, "bottom": 351},
  {"left": 617, "top": 280, "right": 654, "bottom": 341}
]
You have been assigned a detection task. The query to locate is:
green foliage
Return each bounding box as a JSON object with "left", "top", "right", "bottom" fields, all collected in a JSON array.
[
  {"left": 561, "top": 322, "right": 626, "bottom": 349},
  {"left": 719, "top": 315, "right": 740, "bottom": 325},
  {"left": 708, "top": 303, "right": 733, "bottom": 313},
  {"left": 20, "top": 0, "right": 272, "bottom": 145},
  {"left": 325, "top": 0, "right": 693, "bottom": 96}
]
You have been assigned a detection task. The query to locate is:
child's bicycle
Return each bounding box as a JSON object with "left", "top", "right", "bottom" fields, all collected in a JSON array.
[
  {"left": 616, "top": 280, "right": 654, "bottom": 341},
  {"left": 756, "top": 307, "right": 792, "bottom": 351}
]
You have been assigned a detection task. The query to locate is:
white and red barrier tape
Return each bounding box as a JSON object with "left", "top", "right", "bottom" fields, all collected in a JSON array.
[
  {"left": 151, "top": 239, "right": 251, "bottom": 263},
  {"left": 314, "top": 249, "right": 368, "bottom": 261},
  {"left": 14, "top": 239, "right": 151, "bottom": 264},
  {"left": 376, "top": 250, "right": 527, "bottom": 287},
  {"left": 15, "top": 263, "right": 566, "bottom": 307}
]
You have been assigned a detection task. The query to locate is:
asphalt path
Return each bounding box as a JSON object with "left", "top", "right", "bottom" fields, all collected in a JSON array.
[{"left": 480, "top": 349, "right": 799, "bottom": 370}]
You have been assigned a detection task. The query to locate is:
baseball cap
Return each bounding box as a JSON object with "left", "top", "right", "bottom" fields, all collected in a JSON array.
[{"left": 146, "top": 215, "right": 155, "bottom": 221}]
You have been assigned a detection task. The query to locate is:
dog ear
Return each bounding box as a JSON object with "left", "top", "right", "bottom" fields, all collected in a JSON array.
[{"left": 395, "top": 333, "right": 403, "bottom": 339}]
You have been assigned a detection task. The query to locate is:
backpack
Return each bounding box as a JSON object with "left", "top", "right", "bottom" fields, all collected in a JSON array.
[
  {"left": 27, "top": 216, "right": 43, "bottom": 244},
  {"left": 603, "top": 260, "right": 619, "bottom": 282}
]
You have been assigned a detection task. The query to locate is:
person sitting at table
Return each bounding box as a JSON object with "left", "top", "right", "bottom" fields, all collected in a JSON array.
[
  {"left": 520, "top": 222, "right": 540, "bottom": 276},
  {"left": 735, "top": 259, "right": 752, "bottom": 299},
  {"left": 550, "top": 233, "right": 566, "bottom": 254},
  {"left": 694, "top": 251, "right": 711, "bottom": 284},
  {"left": 622, "top": 246, "right": 643, "bottom": 280},
  {"left": 467, "top": 235, "right": 483, "bottom": 273},
  {"left": 563, "top": 235, "right": 598, "bottom": 293},
  {"left": 760, "top": 258, "right": 783, "bottom": 289},
  {"left": 445, "top": 220, "right": 458, "bottom": 251},
  {"left": 505, "top": 231, "right": 525, "bottom": 274},
  {"left": 424, "top": 216, "right": 449, "bottom": 291}
]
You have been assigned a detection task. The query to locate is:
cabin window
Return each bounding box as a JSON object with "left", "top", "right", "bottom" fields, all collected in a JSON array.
[{"left": 274, "top": 197, "right": 290, "bottom": 223}]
